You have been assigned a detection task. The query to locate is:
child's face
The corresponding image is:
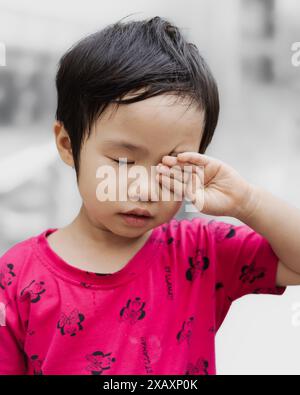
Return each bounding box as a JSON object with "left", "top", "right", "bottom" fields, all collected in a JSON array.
[{"left": 58, "top": 94, "right": 204, "bottom": 238}]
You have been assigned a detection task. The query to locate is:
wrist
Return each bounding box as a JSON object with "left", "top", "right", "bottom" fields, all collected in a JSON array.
[{"left": 235, "top": 183, "right": 262, "bottom": 224}]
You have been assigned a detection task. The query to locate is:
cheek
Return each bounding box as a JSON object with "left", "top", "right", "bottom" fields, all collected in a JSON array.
[
  {"left": 78, "top": 165, "right": 122, "bottom": 207},
  {"left": 78, "top": 154, "right": 112, "bottom": 206},
  {"left": 78, "top": 164, "right": 98, "bottom": 204},
  {"left": 159, "top": 200, "right": 182, "bottom": 218}
]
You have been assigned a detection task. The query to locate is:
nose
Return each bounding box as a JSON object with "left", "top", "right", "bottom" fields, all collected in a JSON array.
[{"left": 127, "top": 166, "right": 160, "bottom": 202}]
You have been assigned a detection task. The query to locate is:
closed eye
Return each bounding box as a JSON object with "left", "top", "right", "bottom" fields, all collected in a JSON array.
[{"left": 110, "top": 158, "right": 135, "bottom": 165}]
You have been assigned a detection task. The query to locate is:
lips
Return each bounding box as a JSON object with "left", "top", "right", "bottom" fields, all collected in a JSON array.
[
  {"left": 122, "top": 208, "right": 152, "bottom": 218},
  {"left": 120, "top": 209, "right": 153, "bottom": 227}
]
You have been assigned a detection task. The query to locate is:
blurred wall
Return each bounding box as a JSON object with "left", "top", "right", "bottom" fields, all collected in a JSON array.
[{"left": 0, "top": 0, "right": 299, "bottom": 374}]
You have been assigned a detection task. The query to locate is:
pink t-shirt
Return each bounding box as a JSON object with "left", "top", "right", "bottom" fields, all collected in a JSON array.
[{"left": 0, "top": 217, "right": 286, "bottom": 375}]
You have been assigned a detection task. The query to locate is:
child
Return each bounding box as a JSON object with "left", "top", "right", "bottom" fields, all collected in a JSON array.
[{"left": 0, "top": 16, "right": 299, "bottom": 376}]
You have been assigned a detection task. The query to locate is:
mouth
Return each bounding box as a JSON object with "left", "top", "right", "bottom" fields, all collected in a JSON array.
[
  {"left": 119, "top": 209, "right": 153, "bottom": 227},
  {"left": 122, "top": 208, "right": 152, "bottom": 217}
]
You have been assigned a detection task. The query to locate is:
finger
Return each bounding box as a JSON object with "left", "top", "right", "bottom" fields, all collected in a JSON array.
[
  {"left": 156, "top": 173, "right": 185, "bottom": 201},
  {"left": 160, "top": 157, "right": 200, "bottom": 175},
  {"left": 160, "top": 155, "right": 178, "bottom": 167},
  {"left": 185, "top": 172, "right": 205, "bottom": 211},
  {"left": 176, "top": 152, "right": 210, "bottom": 166},
  {"left": 177, "top": 152, "right": 222, "bottom": 184},
  {"left": 156, "top": 164, "right": 191, "bottom": 184}
]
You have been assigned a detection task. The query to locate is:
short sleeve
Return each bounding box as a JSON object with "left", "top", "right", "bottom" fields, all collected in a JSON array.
[
  {"left": 208, "top": 219, "right": 287, "bottom": 302},
  {"left": 0, "top": 247, "right": 27, "bottom": 375}
]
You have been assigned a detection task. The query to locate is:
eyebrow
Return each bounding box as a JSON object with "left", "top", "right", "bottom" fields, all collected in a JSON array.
[{"left": 101, "top": 139, "right": 149, "bottom": 153}]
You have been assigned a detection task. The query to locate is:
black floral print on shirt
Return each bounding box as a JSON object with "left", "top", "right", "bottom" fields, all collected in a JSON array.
[
  {"left": 239, "top": 261, "right": 265, "bottom": 284},
  {"left": 20, "top": 280, "right": 46, "bottom": 303},
  {"left": 85, "top": 351, "right": 116, "bottom": 375},
  {"left": 252, "top": 286, "right": 284, "bottom": 294},
  {"left": 186, "top": 248, "right": 210, "bottom": 281},
  {"left": 57, "top": 309, "right": 85, "bottom": 336},
  {"left": 207, "top": 219, "right": 236, "bottom": 242},
  {"left": 161, "top": 222, "right": 180, "bottom": 247},
  {"left": 0, "top": 263, "right": 16, "bottom": 290},
  {"left": 185, "top": 358, "right": 209, "bottom": 375},
  {"left": 119, "top": 297, "right": 146, "bottom": 324},
  {"left": 176, "top": 316, "right": 194, "bottom": 345}
]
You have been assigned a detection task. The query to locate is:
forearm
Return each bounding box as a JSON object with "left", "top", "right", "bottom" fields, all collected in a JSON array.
[{"left": 237, "top": 184, "right": 300, "bottom": 275}]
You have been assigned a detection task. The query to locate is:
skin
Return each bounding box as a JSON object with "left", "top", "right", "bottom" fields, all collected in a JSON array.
[
  {"left": 48, "top": 94, "right": 204, "bottom": 273},
  {"left": 49, "top": 92, "right": 300, "bottom": 286},
  {"left": 158, "top": 152, "right": 300, "bottom": 286}
]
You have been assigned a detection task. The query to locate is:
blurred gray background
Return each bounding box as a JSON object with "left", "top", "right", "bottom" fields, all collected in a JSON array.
[{"left": 0, "top": 0, "right": 299, "bottom": 374}]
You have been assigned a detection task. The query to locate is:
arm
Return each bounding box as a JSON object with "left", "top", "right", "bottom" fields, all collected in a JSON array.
[
  {"left": 237, "top": 184, "right": 300, "bottom": 286},
  {"left": 157, "top": 152, "right": 300, "bottom": 287}
]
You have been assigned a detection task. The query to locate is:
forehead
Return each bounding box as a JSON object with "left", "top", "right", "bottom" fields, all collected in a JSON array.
[{"left": 93, "top": 94, "right": 205, "bottom": 154}]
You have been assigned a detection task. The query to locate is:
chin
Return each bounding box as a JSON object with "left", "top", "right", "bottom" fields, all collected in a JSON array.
[
  {"left": 121, "top": 223, "right": 154, "bottom": 238},
  {"left": 121, "top": 226, "right": 151, "bottom": 237}
]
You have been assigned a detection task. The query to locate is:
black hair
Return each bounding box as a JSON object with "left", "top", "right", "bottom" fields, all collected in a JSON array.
[{"left": 55, "top": 15, "right": 219, "bottom": 177}]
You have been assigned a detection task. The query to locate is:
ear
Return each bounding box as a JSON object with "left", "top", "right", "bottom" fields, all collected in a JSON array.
[{"left": 53, "top": 121, "right": 75, "bottom": 168}]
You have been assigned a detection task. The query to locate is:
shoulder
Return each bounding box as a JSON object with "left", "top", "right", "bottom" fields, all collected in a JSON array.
[
  {"left": 156, "top": 217, "right": 236, "bottom": 288},
  {"left": 0, "top": 238, "right": 33, "bottom": 285},
  {"left": 160, "top": 216, "right": 230, "bottom": 245},
  {"left": 160, "top": 216, "right": 209, "bottom": 238},
  {"left": 155, "top": 216, "right": 214, "bottom": 258},
  {"left": 0, "top": 230, "right": 47, "bottom": 297},
  {"left": 156, "top": 216, "right": 245, "bottom": 264},
  {"left": 177, "top": 216, "right": 245, "bottom": 243}
]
